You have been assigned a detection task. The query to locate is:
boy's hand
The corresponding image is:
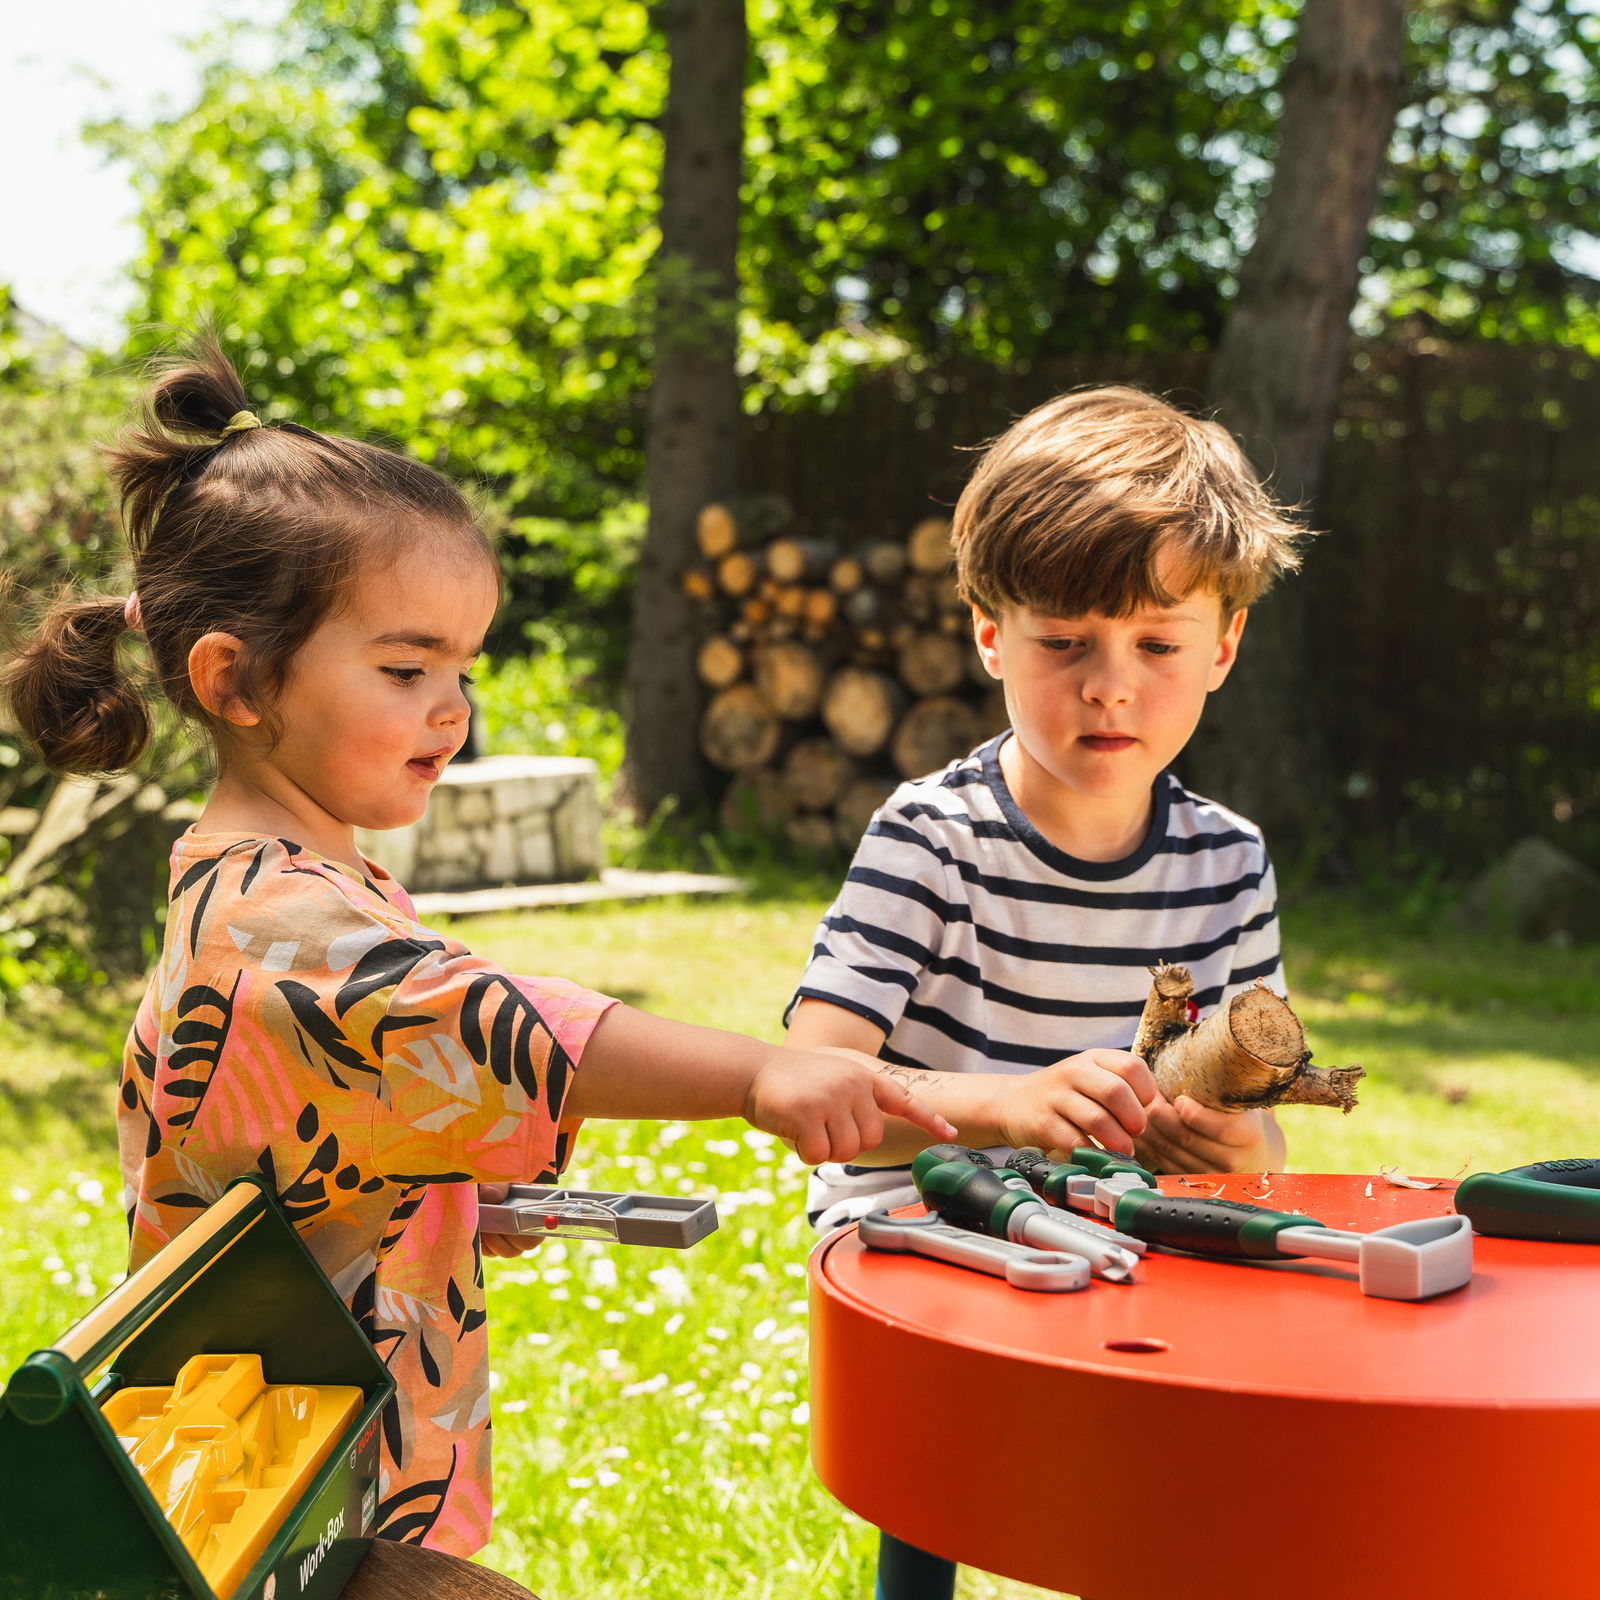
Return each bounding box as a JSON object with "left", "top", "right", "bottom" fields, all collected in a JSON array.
[
  {"left": 994, "top": 1049, "right": 1156, "bottom": 1156},
  {"left": 1134, "top": 1094, "right": 1282, "bottom": 1174},
  {"left": 477, "top": 1181, "right": 541, "bottom": 1259},
  {"left": 746, "top": 1048, "right": 958, "bottom": 1166}
]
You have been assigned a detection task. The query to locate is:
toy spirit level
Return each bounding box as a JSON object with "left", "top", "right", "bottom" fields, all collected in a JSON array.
[
  {"left": 478, "top": 1184, "right": 719, "bottom": 1248},
  {"left": 0, "top": 1177, "right": 395, "bottom": 1600}
]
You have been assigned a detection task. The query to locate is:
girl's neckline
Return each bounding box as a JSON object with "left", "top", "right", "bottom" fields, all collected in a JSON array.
[{"left": 177, "top": 825, "right": 396, "bottom": 889}]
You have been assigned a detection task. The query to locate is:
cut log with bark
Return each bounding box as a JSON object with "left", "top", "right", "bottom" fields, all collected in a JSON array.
[
  {"left": 823, "top": 668, "right": 907, "bottom": 758},
  {"left": 907, "top": 516, "right": 954, "bottom": 574},
  {"left": 696, "top": 493, "right": 793, "bottom": 559},
  {"left": 786, "top": 812, "right": 837, "bottom": 855},
  {"left": 718, "top": 768, "right": 792, "bottom": 832},
  {"left": 829, "top": 555, "right": 864, "bottom": 593},
  {"left": 767, "top": 536, "right": 837, "bottom": 583},
  {"left": 696, "top": 635, "right": 745, "bottom": 689},
  {"left": 700, "top": 684, "right": 781, "bottom": 771},
  {"left": 782, "top": 737, "right": 853, "bottom": 811},
  {"left": 716, "top": 548, "right": 762, "bottom": 597},
  {"left": 754, "top": 640, "right": 825, "bottom": 719},
  {"left": 898, "top": 632, "right": 967, "bottom": 696},
  {"left": 834, "top": 776, "right": 897, "bottom": 850},
  {"left": 1131, "top": 962, "right": 1364, "bottom": 1113},
  {"left": 860, "top": 540, "right": 908, "bottom": 584},
  {"left": 890, "top": 695, "right": 980, "bottom": 780},
  {"left": 681, "top": 564, "right": 717, "bottom": 603}
]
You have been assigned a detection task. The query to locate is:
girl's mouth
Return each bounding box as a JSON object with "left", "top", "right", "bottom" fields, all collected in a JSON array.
[{"left": 407, "top": 756, "right": 442, "bottom": 780}]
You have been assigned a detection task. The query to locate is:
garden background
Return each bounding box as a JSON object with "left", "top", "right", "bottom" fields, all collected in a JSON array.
[{"left": 2, "top": 2, "right": 1598, "bottom": 1596}]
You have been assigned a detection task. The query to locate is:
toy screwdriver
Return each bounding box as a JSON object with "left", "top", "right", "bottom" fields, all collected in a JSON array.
[
  {"left": 1455, "top": 1157, "right": 1600, "bottom": 1242},
  {"left": 1009, "top": 1145, "right": 1156, "bottom": 1206},
  {"left": 1109, "top": 1189, "right": 1474, "bottom": 1300},
  {"left": 914, "top": 1158, "right": 1139, "bottom": 1282}
]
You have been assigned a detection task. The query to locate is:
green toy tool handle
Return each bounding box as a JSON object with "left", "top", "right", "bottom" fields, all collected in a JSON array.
[
  {"left": 1456, "top": 1158, "right": 1600, "bottom": 1242},
  {"left": 910, "top": 1144, "right": 995, "bottom": 1187},
  {"left": 1008, "top": 1147, "right": 1087, "bottom": 1207},
  {"left": 1112, "top": 1189, "right": 1326, "bottom": 1260},
  {"left": 915, "top": 1160, "right": 1038, "bottom": 1240},
  {"left": 1070, "top": 1146, "right": 1157, "bottom": 1186}
]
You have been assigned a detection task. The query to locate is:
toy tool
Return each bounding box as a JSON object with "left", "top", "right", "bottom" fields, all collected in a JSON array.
[
  {"left": 1111, "top": 1190, "right": 1474, "bottom": 1301},
  {"left": 477, "top": 1184, "right": 719, "bottom": 1247},
  {"left": 914, "top": 1158, "right": 1139, "bottom": 1282},
  {"left": 859, "top": 1210, "right": 1091, "bottom": 1291},
  {"left": 1455, "top": 1158, "right": 1600, "bottom": 1242}
]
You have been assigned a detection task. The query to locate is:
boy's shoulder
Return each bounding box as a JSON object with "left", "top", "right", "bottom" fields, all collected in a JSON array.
[{"left": 874, "top": 736, "right": 1008, "bottom": 831}]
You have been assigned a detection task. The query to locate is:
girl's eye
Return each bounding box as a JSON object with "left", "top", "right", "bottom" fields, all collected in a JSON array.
[
  {"left": 459, "top": 674, "right": 475, "bottom": 689},
  {"left": 382, "top": 667, "right": 424, "bottom": 685}
]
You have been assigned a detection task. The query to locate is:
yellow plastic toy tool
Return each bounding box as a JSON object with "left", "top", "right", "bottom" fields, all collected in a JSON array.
[{"left": 101, "top": 1352, "right": 361, "bottom": 1600}]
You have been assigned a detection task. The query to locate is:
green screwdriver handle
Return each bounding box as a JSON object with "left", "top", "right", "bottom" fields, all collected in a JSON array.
[
  {"left": 910, "top": 1144, "right": 995, "bottom": 1188},
  {"left": 1070, "top": 1147, "right": 1157, "bottom": 1186},
  {"left": 915, "top": 1160, "right": 1038, "bottom": 1240},
  {"left": 1008, "top": 1147, "right": 1088, "bottom": 1207},
  {"left": 1112, "top": 1190, "right": 1326, "bottom": 1260}
]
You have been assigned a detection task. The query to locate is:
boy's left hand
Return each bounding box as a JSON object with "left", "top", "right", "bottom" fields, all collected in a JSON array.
[
  {"left": 1134, "top": 1094, "right": 1281, "bottom": 1175},
  {"left": 477, "top": 1181, "right": 542, "bottom": 1259}
]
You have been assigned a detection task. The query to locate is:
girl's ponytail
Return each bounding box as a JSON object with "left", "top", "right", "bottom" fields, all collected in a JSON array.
[{"left": 5, "top": 592, "right": 150, "bottom": 775}]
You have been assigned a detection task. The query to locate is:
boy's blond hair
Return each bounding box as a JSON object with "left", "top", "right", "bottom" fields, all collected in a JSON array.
[{"left": 952, "top": 386, "right": 1304, "bottom": 621}]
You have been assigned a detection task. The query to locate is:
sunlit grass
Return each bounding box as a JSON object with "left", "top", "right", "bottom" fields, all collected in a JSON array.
[{"left": 0, "top": 890, "right": 1594, "bottom": 1599}]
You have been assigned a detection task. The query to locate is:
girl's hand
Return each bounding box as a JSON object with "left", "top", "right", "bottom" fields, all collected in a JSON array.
[
  {"left": 994, "top": 1049, "right": 1156, "bottom": 1157},
  {"left": 477, "top": 1181, "right": 542, "bottom": 1259},
  {"left": 1134, "top": 1094, "right": 1282, "bottom": 1175},
  {"left": 745, "top": 1048, "right": 957, "bottom": 1166}
]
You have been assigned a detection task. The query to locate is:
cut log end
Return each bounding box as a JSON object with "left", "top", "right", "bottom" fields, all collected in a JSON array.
[{"left": 1272, "top": 1064, "right": 1366, "bottom": 1113}]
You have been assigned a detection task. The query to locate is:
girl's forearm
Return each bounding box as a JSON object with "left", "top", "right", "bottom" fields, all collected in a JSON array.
[
  {"left": 840, "top": 1065, "right": 1010, "bottom": 1164},
  {"left": 565, "top": 1004, "right": 775, "bottom": 1122}
]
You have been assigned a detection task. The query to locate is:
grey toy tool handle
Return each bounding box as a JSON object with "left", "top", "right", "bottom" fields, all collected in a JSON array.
[{"left": 859, "top": 1209, "right": 1090, "bottom": 1292}]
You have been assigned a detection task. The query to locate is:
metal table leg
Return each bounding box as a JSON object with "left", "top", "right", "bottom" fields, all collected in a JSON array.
[{"left": 875, "top": 1531, "right": 956, "bottom": 1600}]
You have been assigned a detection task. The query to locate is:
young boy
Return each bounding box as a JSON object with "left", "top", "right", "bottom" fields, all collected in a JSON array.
[{"left": 786, "top": 386, "right": 1303, "bottom": 1230}]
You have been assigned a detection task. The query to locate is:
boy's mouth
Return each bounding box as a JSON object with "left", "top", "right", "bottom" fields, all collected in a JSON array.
[{"left": 1079, "top": 734, "right": 1136, "bottom": 753}]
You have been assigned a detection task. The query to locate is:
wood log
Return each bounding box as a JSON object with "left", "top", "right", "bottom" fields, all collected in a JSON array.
[
  {"left": 829, "top": 555, "right": 865, "bottom": 594},
  {"left": 728, "top": 618, "right": 754, "bottom": 644},
  {"left": 739, "top": 597, "right": 771, "bottom": 627},
  {"left": 754, "top": 640, "right": 825, "bottom": 720},
  {"left": 834, "top": 776, "right": 897, "bottom": 850},
  {"left": 841, "top": 587, "right": 882, "bottom": 627},
  {"left": 907, "top": 516, "right": 954, "bottom": 574},
  {"left": 696, "top": 635, "right": 745, "bottom": 690},
  {"left": 861, "top": 540, "right": 908, "bottom": 585},
  {"left": 785, "top": 812, "right": 838, "bottom": 856},
  {"left": 700, "top": 684, "right": 781, "bottom": 772},
  {"left": 1131, "top": 963, "right": 1365, "bottom": 1114},
  {"left": 782, "top": 737, "right": 854, "bottom": 811},
  {"left": 907, "top": 571, "right": 962, "bottom": 616},
  {"left": 716, "top": 549, "right": 762, "bottom": 598},
  {"left": 696, "top": 493, "right": 793, "bottom": 559},
  {"left": 802, "top": 587, "right": 837, "bottom": 630},
  {"left": 822, "top": 668, "right": 908, "bottom": 758},
  {"left": 680, "top": 564, "right": 717, "bottom": 603},
  {"left": 890, "top": 695, "right": 981, "bottom": 779},
  {"left": 898, "top": 632, "right": 967, "bottom": 696},
  {"left": 767, "top": 537, "right": 837, "bottom": 583},
  {"left": 718, "top": 768, "right": 792, "bottom": 833}
]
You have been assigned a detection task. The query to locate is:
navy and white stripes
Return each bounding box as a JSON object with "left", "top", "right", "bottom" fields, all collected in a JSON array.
[{"left": 787, "top": 735, "right": 1283, "bottom": 1229}]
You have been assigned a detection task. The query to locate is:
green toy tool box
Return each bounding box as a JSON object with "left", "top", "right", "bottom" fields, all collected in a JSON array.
[{"left": 0, "top": 1176, "right": 395, "bottom": 1600}]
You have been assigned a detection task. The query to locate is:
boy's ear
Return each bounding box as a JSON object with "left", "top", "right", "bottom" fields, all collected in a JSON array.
[
  {"left": 972, "top": 606, "right": 1004, "bottom": 679},
  {"left": 1207, "top": 608, "right": 1248, "bottom": 691},
  {"left": 189, "top": 632, "right": 262, "bottom": 727}
]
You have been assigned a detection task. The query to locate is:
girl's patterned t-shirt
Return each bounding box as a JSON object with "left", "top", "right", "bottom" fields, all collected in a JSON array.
[{"left": 118, "top": 829, "right": 615, "bottom": 1556}]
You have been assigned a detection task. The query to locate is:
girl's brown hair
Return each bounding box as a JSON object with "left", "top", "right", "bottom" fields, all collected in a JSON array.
[
  {"left": 6, "top": 328, "right": 493, "bottom": 776},
  {"left": 952, "top": 385, "right": 1306, "bottom": 621}
]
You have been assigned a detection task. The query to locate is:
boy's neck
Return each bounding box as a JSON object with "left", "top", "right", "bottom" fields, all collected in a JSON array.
[
  {"left": 193, "top": 768, "right": 369, "bottom": 877},
  {"left": 999, "top": 735, "right": 1154, "bottom": 864}
]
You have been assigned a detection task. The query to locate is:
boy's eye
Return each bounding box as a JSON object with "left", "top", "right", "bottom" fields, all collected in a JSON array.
[
  {"left": 1141, "top": 642, "right": 1181, "bottom": 656},
  {"left": 1038, "top": 638, "right": 1082, "bottom": 653}
]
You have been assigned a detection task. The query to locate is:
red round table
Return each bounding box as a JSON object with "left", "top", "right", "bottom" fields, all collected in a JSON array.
[{"left": 808, "top": 1173, "right": 1600, "bottom": 1599}]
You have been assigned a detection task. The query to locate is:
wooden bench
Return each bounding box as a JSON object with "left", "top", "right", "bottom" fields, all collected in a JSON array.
[{"left": 343, "top": 1539, "right": 540, "bottom": 1599}]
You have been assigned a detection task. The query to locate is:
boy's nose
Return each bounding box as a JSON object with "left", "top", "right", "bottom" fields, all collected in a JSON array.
[{"left": 1081, "top": 662, "right": 1135, "bottom": 705}]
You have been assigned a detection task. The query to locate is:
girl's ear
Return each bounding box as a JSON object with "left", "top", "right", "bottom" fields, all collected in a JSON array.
[
  {"left": 972, "top": 606, "right": 1004, "bottom": 679},
  {"left": 188, "top": 632, "right": 261, "bottom": 726}
]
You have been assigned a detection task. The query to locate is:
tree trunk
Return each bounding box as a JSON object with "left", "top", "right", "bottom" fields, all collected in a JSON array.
[
  {"left": 1187, "top": 0, "right": 1407, "bottom": 848},
  {"left": 622, "top": 0, "right": 747, "bottom": 816}
]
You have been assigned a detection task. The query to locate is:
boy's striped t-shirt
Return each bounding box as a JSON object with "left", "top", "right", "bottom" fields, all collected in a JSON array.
[{"left": 787, "top": 735, "right": 1283, "bottom": 1228}]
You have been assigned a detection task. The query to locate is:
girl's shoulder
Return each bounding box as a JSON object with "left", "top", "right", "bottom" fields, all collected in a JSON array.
[{"left": 167, "top": 830, "right": 423, "bottom": 940}]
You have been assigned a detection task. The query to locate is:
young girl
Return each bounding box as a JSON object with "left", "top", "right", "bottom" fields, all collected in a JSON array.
[{"left": 5, "top": 333, "right": 952, "bottom": 1558}]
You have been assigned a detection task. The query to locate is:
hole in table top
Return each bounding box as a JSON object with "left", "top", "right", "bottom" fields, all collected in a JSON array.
[{"left": 1102, "top": 1338, "right": 1169, "bottom": 1355}]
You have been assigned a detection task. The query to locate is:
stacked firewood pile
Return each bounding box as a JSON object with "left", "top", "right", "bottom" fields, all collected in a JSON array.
[{"left": 683, "top": 495, "right": 1008, "bottom": 852}]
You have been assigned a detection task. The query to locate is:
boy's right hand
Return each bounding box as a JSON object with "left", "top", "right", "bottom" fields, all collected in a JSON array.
[
  {"left": 992, "top": 1049, "right": 1156, "bottom": 1157},
  {"left": 745, "top": 1047, "right": 958, "bottom": 1166}
]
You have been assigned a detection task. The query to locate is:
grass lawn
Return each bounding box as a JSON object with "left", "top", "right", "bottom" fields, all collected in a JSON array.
[{"left": 0, "top": 887, "right": 1595, "bottom": 1599}]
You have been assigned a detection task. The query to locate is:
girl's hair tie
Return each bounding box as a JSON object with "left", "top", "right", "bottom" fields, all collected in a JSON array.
[
  {"left": 124, "top": 592, "right": 143, "bottom": 633},
  {"left": 221, "top": 409, "right": 265, "bottom": 435}
]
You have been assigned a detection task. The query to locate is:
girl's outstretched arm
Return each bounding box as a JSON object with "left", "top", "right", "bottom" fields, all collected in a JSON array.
[{"left": 564, "top": 1005, "right": 956, "bottom": 1166}]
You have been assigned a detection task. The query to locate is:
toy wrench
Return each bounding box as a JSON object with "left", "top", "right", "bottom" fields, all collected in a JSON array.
[{"left": 859, "top": 1209, "right": 1091, "bottom": 1292}]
